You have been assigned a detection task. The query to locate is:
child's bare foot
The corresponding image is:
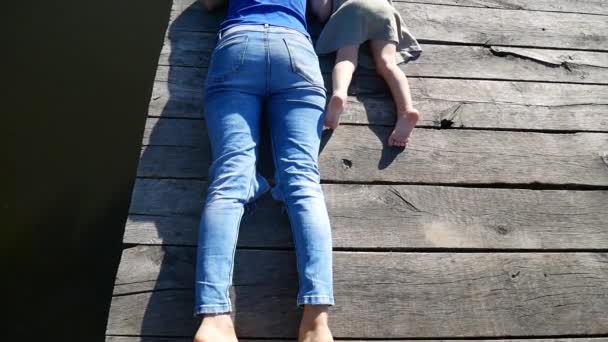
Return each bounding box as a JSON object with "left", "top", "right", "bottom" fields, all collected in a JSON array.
[
  {"left": 388, "top": 108, "right": 420, "bottom": 147},
  {"left": 324, "top": 93, "right": 347, "bottom": 130},
  {"left": 194, "top": 314, "right": 238, "bottom": 342},
  {"left": 298, "top": 305, "right": 334, "bottom": 342}
]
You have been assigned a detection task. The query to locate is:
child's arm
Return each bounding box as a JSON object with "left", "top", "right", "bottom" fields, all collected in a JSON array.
[
  {"left": 308, "top": 0, "right": 332, "bottom": 22},
  {"left": 199, "top": 0, "right": 227, "bottom": 12}
]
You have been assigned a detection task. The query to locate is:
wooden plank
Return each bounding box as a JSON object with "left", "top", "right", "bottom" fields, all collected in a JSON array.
[
  {"left": 106, "top": 337, "right": 608, "bottom": 342},
  {"left": 107, "top": 246, "right": 608, "bottom": 337},
  {"left": 393, "top": 0, "right": 608, "bottom": 16},
  {"left": 126, "top": 179, "right": 608, "bottom": 249},
  {"left": 150, "top": 73, "right": 608, "bottom": 132},
  {"left": 137, "top": 118, "right": 608, "bottom": 185},
  {"left": 168, "top": 0, "right": 608, "bottom": 18},
  {"left": 316, "top": 128, "right": 608, "bottom": 186},
  {"left": 158, "top": 31, "right": 608, "bottom": 84},
  {"left": 372, "top": 3, "right": 608, "bottom": 52},
  {"left": 167, "top": 0, "right": 608, "bottom": 51}
]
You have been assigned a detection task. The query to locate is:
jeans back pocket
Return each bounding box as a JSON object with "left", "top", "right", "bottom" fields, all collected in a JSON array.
[
  {"left": 206, "top": 35, "right": 249, "bottom": 84},
  {"left": 282, "top": 37, "right": 325, "bottom": 89}
]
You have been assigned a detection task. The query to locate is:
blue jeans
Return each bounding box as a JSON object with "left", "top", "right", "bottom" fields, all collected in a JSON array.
[{"left": 194, "top": 25, "right": 334, "bottom": 315}]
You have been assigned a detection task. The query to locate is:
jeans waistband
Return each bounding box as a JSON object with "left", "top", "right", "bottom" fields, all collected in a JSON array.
[{"left": 220, "top": 24, "right": 310, "bottom": 42}]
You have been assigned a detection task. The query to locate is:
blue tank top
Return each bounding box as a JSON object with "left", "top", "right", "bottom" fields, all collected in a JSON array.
[{"left": 220, "top": 0, "right": 308, "bottom": 35}]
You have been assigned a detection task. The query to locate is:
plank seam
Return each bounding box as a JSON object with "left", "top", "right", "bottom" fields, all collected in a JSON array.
[
  {"left": 319, "top": 180, "right": 608, "bottom": 191},
  {"left": 131, "top": 176, "right": 608, "bottom": 191},
  {"left": 112, "top": 288, "right": 191, "bottom": 297},
  {"left": 154, "top": 62, "right": 608, "bottom": 86},
  {"left": 172, "top": 0, "right": 608, "bottom": 16},
  {"left": 390, "top": 1, "right": 608, "bottom": 17},
  {"left": 421, "top": 41, "right": 608, "bottom": 54},
  {"left": 119, "top": 244, "right": 608, "bottom": 253},
  {"left": 143, "top": 117, "right": 608, "bottom": 133},
  {"left": 155, "top": 70, "right": 608, "bottom": 86},
  {"left": 105, "top": 333, "right": 608, "bottom": 339},
  {"left": 163, "top": 27, "right": 608, "bottom": 53},
  {"left": 106, "top": 335, "right": 608, "bottom": 340},
  {"left": 143, "top": 117, "right": 608, "bottom": 134},
  {"left": 331, "top": 123, "right": 608, "bottom": 134}
]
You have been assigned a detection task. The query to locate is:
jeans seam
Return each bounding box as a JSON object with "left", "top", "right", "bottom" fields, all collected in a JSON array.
[
  {"left": 297, "top": 295, "right": 335, "bottom": 307},
  {"left": 265, "top": 30, "right": 270, "bottom": 92},
  {"left": 243, "top": 160, "right": 259, "bottom": 220},
  {"left": 238, "top": 37, "right": 249, "bottom": 73},
  {"left": 269, "top": 130, "right": 304, "bottom": 296},
  {"left": 197, "top": 304, "right": 231, "bottom": 307},
  {"left": 225, "top": 162, "right": 257, "bottom": 309},
  {"left": 222, "top": 24, "right": 310, "bottom": 41},
  {"left": 282, "top": 38, "right": 297, "bottom": 75},
  {"left": 224, "top": 205, "right": 244, "bottom": 312},
  {"left": 194, "top": 304, "right": 232, "bottom": 316}
]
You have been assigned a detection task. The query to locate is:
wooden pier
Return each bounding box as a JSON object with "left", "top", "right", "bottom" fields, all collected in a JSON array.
[{"left": 106, "top": 0, "right": 608, "bottom": 340}]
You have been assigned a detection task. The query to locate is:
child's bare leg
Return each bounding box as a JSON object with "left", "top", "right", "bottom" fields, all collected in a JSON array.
[
  {"left": 370, "top": 40, "right": 420, "bottom": 147},
  {"left": 194, "top": 313, "right": 238, "bottom": 342},
  {"left": 325, "top": 45, "right": 358, "bottom": 129},
  {"left": 298, "top": 305, "right": 334, "bottom": 342}
]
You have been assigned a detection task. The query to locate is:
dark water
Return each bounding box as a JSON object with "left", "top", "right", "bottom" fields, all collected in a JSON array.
[{"left": 11, "top": 0, "right": 171, "bottom": 340}]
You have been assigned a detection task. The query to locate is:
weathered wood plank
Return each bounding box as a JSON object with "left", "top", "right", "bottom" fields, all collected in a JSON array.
[
  {"left": 167, "top": 0, "right": 608, "bottom": 50},
  {"left": 137, "top": 118, "right": 608, "bottom": 185},
  {"left": 375, "top": 3, "right": 608, "bottom": 52},
  {"left": 106, "top": 338, "right": 608, "bottom": 342},
  {"left": 107, "top": 246, "right": 608, "bottom": 337},
  {"left": 126, "top": 179, "right": 608, "bottom": 249},
  {"left": 150, "top": 73, "right": 608, "bottom": 132},
  {"left": 158, "top": 31, "right": 608, "bottom": 84},
  {"left": 393, "top": 0, "right": 608, "bottom": 16},
  {"left": 168, "top": 0, "right": 608, "bottom": 17},
  {"left": 316, "top": 128, "right": 608, "bottom": 186}
]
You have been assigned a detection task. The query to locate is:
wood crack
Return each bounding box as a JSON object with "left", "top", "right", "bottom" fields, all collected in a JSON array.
[
  {"left": 388, "top": 187, "right": 423, "bottom": 212},
  {"left": 112, "top": 287, "right": 191, "bottom": 297},
  {"left": 114, "top": 279, "right": 158, "bottom": 286},
  {"left": 387, "top": 187, "right": 438, "bottom": 216},
  {"left": 489, "top": 46, "right": 608, "bottom": 71}
]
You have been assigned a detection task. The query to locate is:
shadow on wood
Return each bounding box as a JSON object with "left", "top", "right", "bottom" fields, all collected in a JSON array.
[
  {"left": 359, "top": 96, "right": 406, "bottom": 170},
  {"left": 134, "top": 3, "right": 300, "bottom": 338},
  {"left": 136, "top": 2, "right": 219, "bottom": 338}
]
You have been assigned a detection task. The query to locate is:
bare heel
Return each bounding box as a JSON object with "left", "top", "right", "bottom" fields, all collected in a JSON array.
[{"left": 324, "top": 93, "right": 347, "bottom": 129}]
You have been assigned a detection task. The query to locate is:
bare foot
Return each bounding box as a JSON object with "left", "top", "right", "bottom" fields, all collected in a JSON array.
[
  {"left": 299, "top": 305, "right": 334, "bottom": 342},
  {"left": 388, "top": 108, "right": 420, "bottom": 147},
  {"left": 324, "top": 93, "right": 347, "bottom": 130},
  {"left": 194, "top": 314, "right": 238, "bottom": 342}
]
